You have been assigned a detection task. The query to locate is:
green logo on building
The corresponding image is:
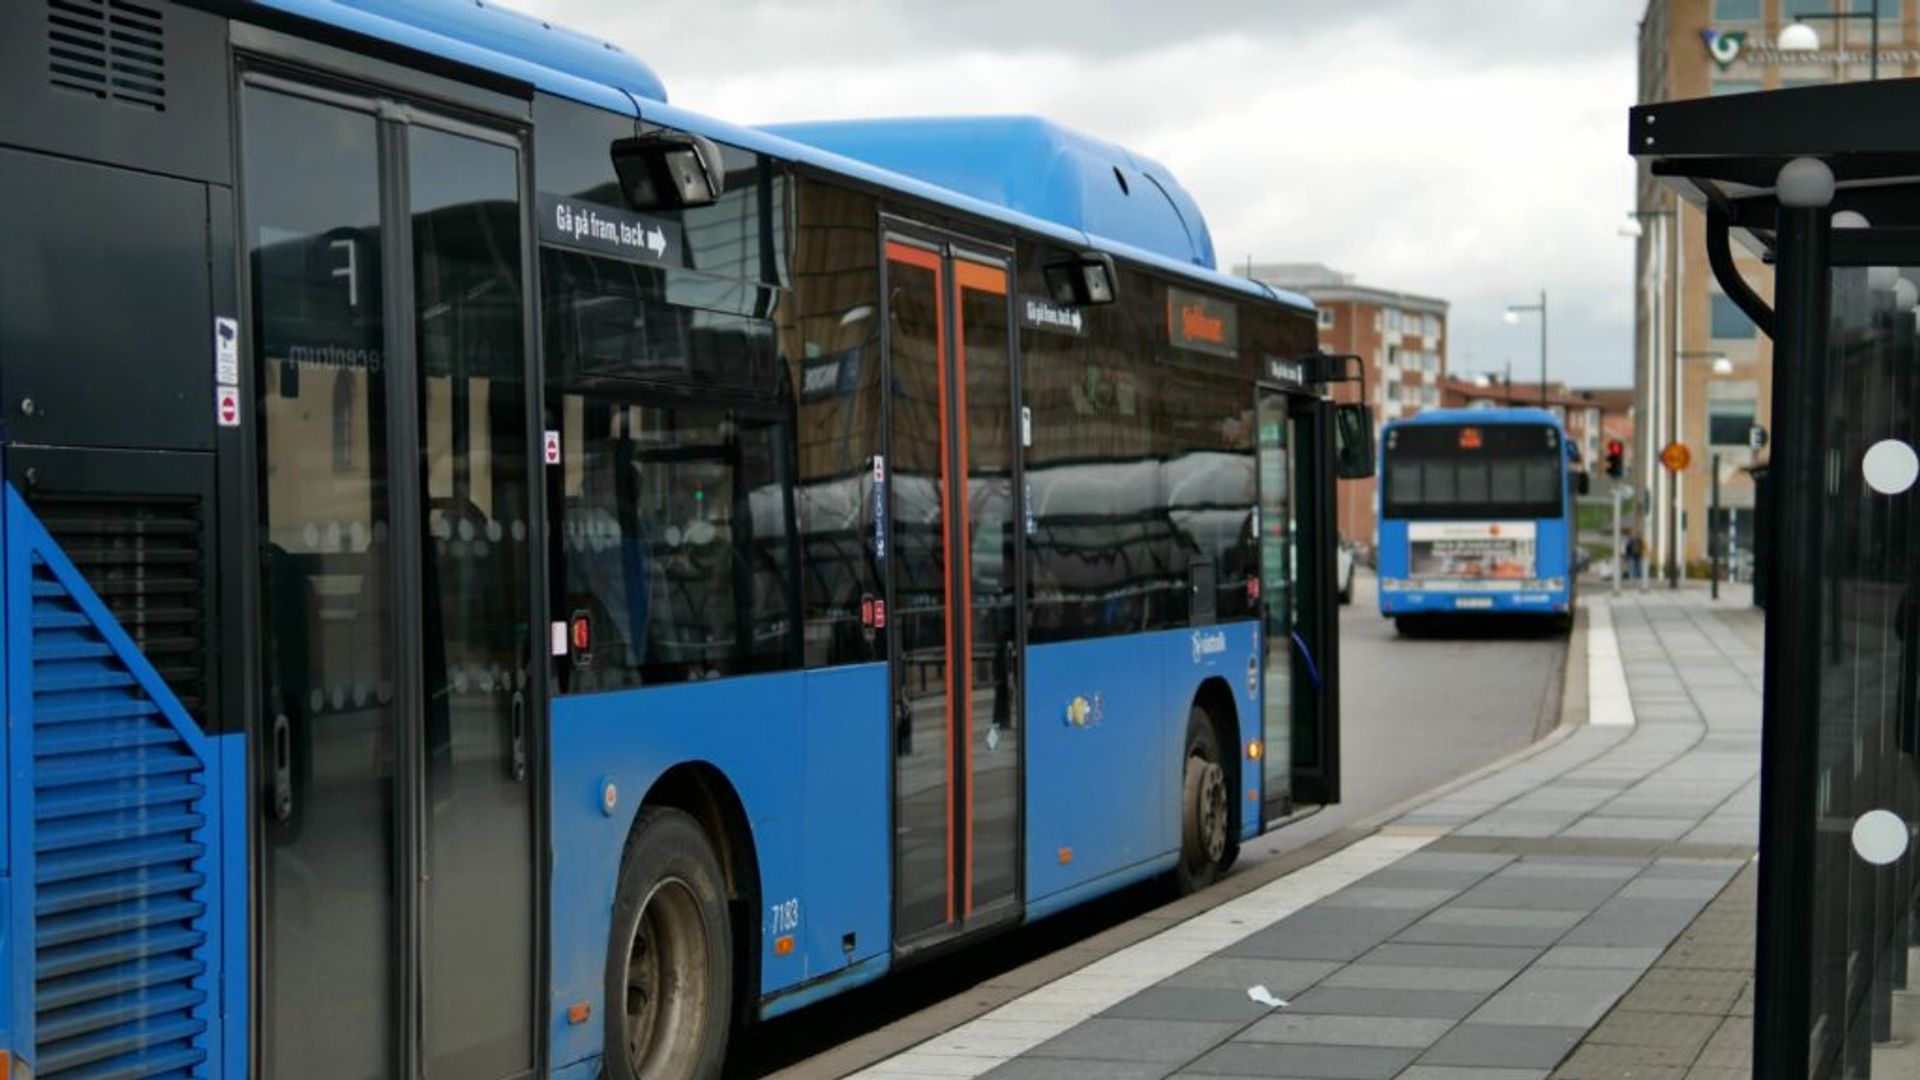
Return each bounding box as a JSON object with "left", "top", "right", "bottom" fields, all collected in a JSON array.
[{"left": 1703, "top": 29, "right": 1748, "bottom": 71}]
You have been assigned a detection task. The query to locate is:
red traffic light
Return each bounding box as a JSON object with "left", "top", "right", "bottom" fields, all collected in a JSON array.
[{"left": 1604, "top": 439, "right": 1626, "bottom": 479}]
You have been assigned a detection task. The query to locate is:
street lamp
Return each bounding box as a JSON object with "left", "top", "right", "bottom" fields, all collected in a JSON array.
[
  {"left": 1669, "top": 349, "right": 1727, "bottom": 589},
  {"left": 1623, "top": 209, "right": 1676, "bottom": 587},
  {"left": 1504, "top": 291, "right": 1548, "bottom": 407},
  {"left": 1779, "top": 0, "right": 1883, "bottom": 80}
]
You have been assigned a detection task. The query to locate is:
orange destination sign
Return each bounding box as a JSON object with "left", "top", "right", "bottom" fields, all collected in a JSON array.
[{"left": 1660, "top": 441, "right": 1692, "bottom": 473}]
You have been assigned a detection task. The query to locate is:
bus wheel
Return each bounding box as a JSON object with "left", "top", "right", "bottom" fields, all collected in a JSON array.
[
  {"left": 605, "top": 807, "right": 733, "bottom": 1080},
  {"left": 1175, "top": 709, "right": 1230, "bottom": 894}
]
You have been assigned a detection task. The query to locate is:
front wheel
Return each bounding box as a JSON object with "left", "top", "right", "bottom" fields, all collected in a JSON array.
[
  {"left": 1174, "top": 709, "right": 1232, "bottom": 894},
  {"left": 604, "top": 807, "right": 734, "bottom": 1080}
]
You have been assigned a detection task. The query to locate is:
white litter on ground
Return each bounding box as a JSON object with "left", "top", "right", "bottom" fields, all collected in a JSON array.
[{"left": 1246, "top": 985, "right": 1289, "bottom": 1008}]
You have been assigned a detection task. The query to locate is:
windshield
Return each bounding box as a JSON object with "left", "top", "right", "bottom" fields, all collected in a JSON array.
[{"left": 1382, "top": 422, "right": 1564, "bottom": 520}]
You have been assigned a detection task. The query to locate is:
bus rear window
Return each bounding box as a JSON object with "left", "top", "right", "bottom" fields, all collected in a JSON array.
[{"left": 1383, "top": 423, "right": 1563, "bottom": 520}]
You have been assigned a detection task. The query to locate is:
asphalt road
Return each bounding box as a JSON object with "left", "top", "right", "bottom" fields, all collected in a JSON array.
[{"left": 724, "top": 568, "right": 1566, "bottom": 1078}]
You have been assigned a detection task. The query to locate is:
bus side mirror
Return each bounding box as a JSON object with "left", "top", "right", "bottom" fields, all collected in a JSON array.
[
  {"left": 1334, "top": 403, "right": 1374, "bottom": 480},
  {"left": 611, "top": 129, "right": 726, "bottom": 211}
]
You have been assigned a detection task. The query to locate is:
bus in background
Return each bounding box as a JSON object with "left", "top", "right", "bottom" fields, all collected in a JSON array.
[
  {"left": 1377, "top": 408, "right": 1582, "bottom": 633},
  {"left": 0, "top": 2, "right": 1369, "bottom": 1076}
]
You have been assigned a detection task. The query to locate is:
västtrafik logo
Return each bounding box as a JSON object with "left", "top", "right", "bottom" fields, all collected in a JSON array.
[{"left": 1702, "top": 29, "right": 1747, "bottom": 71}]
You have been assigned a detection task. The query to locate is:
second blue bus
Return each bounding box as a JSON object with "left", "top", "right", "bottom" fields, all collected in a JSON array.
[{"left": 1377, "top": 408, "right": 1580, "bottom": 632}]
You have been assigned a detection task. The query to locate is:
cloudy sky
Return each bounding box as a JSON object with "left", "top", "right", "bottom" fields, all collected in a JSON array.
[{"left": 516, "top": 0, "right": 1645, "bottom": 388}]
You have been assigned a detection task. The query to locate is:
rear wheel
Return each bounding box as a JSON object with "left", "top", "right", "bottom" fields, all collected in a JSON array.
[
  {"left": 1175, "top": 709, "right": 1232, "bottom": 894},
  {"left": 605, "top": 807, "right": 733, "bottom": 1080}
]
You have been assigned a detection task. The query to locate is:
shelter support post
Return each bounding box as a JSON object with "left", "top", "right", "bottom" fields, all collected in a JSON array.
[{"left": 1753, "top": 159, "right": 1832, "bottom": 1080}]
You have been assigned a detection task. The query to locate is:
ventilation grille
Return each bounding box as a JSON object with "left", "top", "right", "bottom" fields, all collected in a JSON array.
[
  {"left": 28, "top": 554, "right": 211, "bottom": 1079},
  {"left": 33, "top": 495, "right": 209, "bottom": 724},
  {"left": 47, "top": 0, "right": 166, "bottom": 112}
]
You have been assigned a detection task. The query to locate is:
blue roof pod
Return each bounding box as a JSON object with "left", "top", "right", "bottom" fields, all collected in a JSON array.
[
  {"left": 1393, "top": 406, "right": 1565, "bottom": 429},
  {"left": 764, "top": 116, "right": 1218, "bottom": 271},
  {"left": 256, "top": 0, "right": 669, "bottom": 103}
]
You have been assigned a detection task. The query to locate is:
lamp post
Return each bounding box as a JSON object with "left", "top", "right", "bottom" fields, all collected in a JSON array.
[
  {"left": 1671, "top": 350, "right": 1727, "bottom": 588},
  {"left": 1623, "top": 208, "right": 1676, "bottom": 589},
  {"left": 1779, "top": 0, "right": 1883, "bottom": 80},
  {"left": 1504, "top": 291, "right": 1548, "bottom": 408}
]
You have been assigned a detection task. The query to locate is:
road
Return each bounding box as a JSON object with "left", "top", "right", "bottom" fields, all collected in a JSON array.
[{"left": 725, "top": 568, "right": 1565, "bottom": 1078}]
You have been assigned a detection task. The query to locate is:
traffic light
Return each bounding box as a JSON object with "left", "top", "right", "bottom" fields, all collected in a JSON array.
[{"left": 1604, "top": 439, "right": 1626, "bottom": 479}]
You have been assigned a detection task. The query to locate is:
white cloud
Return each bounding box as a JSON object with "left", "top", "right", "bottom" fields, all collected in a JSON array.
[{"left": 514, "top": 0, "right": 1641, "bottom": 386}]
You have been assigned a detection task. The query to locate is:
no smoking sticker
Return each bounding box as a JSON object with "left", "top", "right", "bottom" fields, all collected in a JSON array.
[{"left": 216, "top": 387, "right": 241, "bottom": 428}]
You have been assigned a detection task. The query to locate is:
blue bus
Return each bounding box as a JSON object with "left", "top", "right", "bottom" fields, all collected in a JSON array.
[
  {"left": 0, "top": 1, "right": 1369, "bottom": 1077},
  {"left": 1377, "top": 408, "right": 1579, "bottom": 632}
]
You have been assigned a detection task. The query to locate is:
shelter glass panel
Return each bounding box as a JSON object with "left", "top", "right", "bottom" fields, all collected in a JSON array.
[{"left": 1804, "top": 262, "right": 1920, "bottom": 1079}]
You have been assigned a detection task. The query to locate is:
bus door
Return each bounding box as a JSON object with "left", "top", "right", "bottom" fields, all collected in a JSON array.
[
  {"left": 882, "top": 233, "right": 1024, "bottom": 947},
  {"left": 243, "top": 79, "right": 538, "bottom": 1079},
  {"left": 1256, "top": 387, "right": 1341, "bottom": 813}
]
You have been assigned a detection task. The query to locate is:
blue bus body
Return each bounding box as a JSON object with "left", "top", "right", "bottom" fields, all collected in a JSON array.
[
  {"left": 0, "top": 1, "right": 1346, "bottom": 1076},
  {"left": 1377, "top": 408, "right": 1577, "bottom": 621}
]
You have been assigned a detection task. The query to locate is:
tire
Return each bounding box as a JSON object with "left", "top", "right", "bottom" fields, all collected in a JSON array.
[
  {"left": 604, "top": 807, "right": 734, "bottom": 1080},
  {"left": 1174, "top": 708, "right": 1232, "bottom": 895}
]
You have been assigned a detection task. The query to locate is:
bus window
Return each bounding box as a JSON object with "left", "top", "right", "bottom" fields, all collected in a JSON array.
[
  {"left": 1385, "top": 424, "right": 1563, "bottom": 521},
  {"left": 550, "top": 397, "right": 798, "bottom": 691}
]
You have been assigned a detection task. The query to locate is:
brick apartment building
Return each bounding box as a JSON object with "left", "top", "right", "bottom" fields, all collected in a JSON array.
[{"left": 1247, "top": 263, "right": 1448, "bottom": 552}]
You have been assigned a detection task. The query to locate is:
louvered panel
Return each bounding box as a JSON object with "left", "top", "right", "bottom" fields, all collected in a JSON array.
[
  {"left": 44, "top": 0, "right": 166, "bottom": 112},
  {"left": 31, "top": 494, "right": 207, "bottom": 722},
  {"left": 26, "top": 557, "right": 214, "bottom": 1079}
]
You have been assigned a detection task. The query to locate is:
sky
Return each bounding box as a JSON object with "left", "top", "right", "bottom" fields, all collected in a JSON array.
[{"left": 513, "top": 0, "right": 1645, "bottom": 389}]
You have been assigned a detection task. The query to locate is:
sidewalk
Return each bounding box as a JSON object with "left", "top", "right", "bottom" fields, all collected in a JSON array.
[{"left": 854, "top": 588, "right": 1763, "bottom": 1080}]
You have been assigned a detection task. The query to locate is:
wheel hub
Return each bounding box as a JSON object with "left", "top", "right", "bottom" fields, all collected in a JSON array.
[{"left": 621, "top": 877, "right": 708, "bottom": 1077}]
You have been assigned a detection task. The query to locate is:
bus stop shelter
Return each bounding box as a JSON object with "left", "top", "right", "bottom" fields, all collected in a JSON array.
[{"left": 1632, "top": 82, "right": 1920, "bottom": 1079}]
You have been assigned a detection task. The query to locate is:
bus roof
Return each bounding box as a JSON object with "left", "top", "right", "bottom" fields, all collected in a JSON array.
[
  {"left": 247, "top": 0, "right": 1312, "bottom": 313},
  {"left": 764, "top": 116, "right": 1215, "bottom": 271},
  {"left": 1385, "top": 407, "right": 1566, "bottom": 431}
]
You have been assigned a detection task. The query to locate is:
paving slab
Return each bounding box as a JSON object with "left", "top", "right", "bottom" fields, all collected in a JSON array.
[
  {"left": 1025, "top": 1018, "right": 1240, "bottom": 1063},
  {"left": 1418, "top": 1023, "right": 1587, "bottom": 1067},
  {"left": 1181, "top": 1041, "right": 1420, "bottom": 1078}
]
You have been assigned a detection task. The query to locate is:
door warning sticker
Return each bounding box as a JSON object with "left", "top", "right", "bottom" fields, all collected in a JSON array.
[{"left": 216, "top": 387, "right": 241, "bottom": 428}]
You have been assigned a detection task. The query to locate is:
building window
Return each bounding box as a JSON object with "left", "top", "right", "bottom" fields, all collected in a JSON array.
[
  {"left": 1317, "top": 308, "right": 1334, "bottom": 329},
  {"left": 1708, "top": 395, "right": 1758, "bottom": 447},
  {"left": 1713, "top": 0, "right": 1760, "bottom": 20},
  {"left": 1386, "top": 309, "right": 1403, "bottom": 332},
  {"left": 1711, "top": 79, "right": 1763, "bottom": 96},
  {"left": 1710, "top": 293, "right": 1757, "bottom": 339}
]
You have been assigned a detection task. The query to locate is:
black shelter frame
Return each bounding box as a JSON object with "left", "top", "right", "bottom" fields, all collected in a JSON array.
[{"left": 1633, "top": 81, "right": 1920, "bottom": 1079}]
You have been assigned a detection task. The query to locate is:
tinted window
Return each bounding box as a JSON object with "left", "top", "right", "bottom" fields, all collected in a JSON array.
[
  {"left": 543, "top": 250, "right": 781, "bottom": 396},
  {"left": 779, "top": 180, "right": 884, "bottom": 667},
  {"left": 1020, "top": 257, "right": 1263, "bottom": 642},
  {"left": 1021, "top": 263, "right": 1177, "bottom": 642},
  {"left": 550, "top": 395, "right": 798, "bottom": 690},
  {"left": 1383, "top": 423, "right": 1563, "bottom": 520},
  {"left": 544, "top": 246, "right": 800, "bottom": 689}
]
